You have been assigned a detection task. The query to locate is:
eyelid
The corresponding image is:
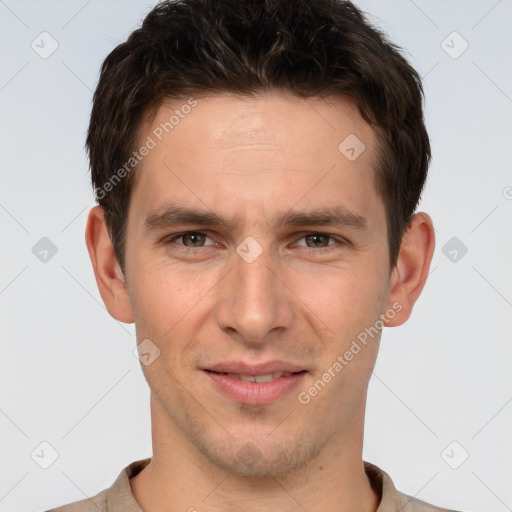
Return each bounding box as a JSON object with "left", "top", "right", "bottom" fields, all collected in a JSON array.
[
  {"left": 292, "top": 232, "right": 343, "bottom": 247},
  {"left": 165, "top": 231, "right": 217, "bottom": 247},
  {"left": 165, "top": 230, "right": 346, "bottom": 251}
]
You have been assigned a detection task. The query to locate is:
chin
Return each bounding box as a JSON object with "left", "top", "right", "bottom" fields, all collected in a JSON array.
[{"left": 197, "top": 436, "right": 322, "bottom": 478}]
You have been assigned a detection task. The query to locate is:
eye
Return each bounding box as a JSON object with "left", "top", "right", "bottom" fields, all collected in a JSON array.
[
  {"left": 165, "top": 231, "right": 216, "bottom": 249},
  {"left": 291, "top": 232, "right": 346, "bottom": 256},
  {"left": 296, "top": 233, "right": 337, "bottom": 249},
  {"left": 163, "top": 231, "right": 346, "bottom": 255}
]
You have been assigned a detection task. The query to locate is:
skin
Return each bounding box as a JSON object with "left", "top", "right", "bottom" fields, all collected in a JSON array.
[{"left": 85, "top": 91, "right": 435, "bottom": 512}]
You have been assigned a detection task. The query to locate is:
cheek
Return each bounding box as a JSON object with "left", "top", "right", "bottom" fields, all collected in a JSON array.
[
  {"left": 128, "top": 258, "right": 217, "bottom": 339},
  {"left": 293, "top": 262, "right": 386, "bottom": 341}
]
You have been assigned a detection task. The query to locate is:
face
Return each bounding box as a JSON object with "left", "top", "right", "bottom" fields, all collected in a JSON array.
[{"left": 122, "top": 92, "right": 398, "bottom": 476}]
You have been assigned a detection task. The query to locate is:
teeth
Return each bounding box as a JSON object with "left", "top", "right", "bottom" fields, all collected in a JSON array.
[
  {"left": 225, "top": 372, "right": 293, "bottom": 382},
  {"left": 254, "top": 374, "right": 274, "bottom": 383}
]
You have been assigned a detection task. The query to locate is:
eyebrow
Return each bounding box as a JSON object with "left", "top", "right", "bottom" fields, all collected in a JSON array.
[{"left": 143, "top": 205, "right": 368, "bottom": 232}]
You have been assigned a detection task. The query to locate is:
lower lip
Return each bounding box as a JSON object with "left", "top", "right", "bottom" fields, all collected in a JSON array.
[{"left": 204, "top": 371, "right": 306, "bottom": 405}]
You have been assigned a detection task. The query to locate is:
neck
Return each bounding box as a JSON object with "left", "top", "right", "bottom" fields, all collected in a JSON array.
[{"left": 130, "top": 396, "right": 380, "bottom": 512}]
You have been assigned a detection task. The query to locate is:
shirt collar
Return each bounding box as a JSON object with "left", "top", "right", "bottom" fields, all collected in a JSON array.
[{"left": 106, "top": 458, "right": 402, "bottom": 512}]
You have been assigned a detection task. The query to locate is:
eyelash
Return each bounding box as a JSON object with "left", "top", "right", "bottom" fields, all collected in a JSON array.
[{"left": 163, "top": 231, "right": 345, "bottom": 255}]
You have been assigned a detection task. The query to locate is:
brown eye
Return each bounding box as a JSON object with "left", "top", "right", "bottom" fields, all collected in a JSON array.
[
  {"left": 304, "top": 233, "right": 331, "bottom": 248},
  {"left": 165, "top": 231, "right": 215, "bottom": 249},
  {"left": 293, "top": 232, "right": 345, "bottom": 256},
  {"left": 181, "top": 232, "right": 207, "bottom": 247}
]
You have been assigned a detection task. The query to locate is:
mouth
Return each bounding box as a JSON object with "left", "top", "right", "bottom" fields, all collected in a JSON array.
[
  {"left": 203, "top": 362, "right": 307, "bottom": 405},
  {"left": 209, "top": 371, "right": 297, "bottom": 383}
]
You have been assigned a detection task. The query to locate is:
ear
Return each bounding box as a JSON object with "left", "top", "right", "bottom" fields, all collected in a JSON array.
[
  {"left": 384, "top": 212, "right": 435, "bottom": 327},
  {"left": 85, "top": 206, "right": 134, "bottom": 323}
]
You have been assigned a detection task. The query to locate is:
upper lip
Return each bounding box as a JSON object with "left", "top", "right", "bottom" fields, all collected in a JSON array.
[{"left": 205, "top": 361, "right": 306, "bottom": 375}]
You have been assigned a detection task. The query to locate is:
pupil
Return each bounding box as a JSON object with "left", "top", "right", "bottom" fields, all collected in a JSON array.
[
  {"left": 186, "top": 233, "right": 203, "bottom": 246},
  {"left": 308, "top": 234, "right": 327, "bottom": 247}
]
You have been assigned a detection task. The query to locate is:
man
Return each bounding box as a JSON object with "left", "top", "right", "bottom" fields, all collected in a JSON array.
[{"left": 48, "top": 0, "right": 459, "bottom": 510}]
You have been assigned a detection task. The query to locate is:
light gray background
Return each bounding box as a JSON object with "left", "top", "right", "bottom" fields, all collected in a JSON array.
[{"left": 1, "top": 1, "right": 511, "bottom": 511}]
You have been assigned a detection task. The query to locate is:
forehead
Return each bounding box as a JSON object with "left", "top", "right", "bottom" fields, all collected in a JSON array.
[
  {"left": 131, "top": 91, "right": 382, "bottom": 227},
  {"left": 143, "top": 91, "right": 375, "bottom": 157}
]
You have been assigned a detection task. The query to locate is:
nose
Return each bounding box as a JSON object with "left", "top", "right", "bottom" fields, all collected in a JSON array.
[{"left": 215, "top": 243, "right": 294, "bottom": 347}]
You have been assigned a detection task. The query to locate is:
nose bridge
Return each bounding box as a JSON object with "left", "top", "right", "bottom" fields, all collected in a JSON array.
[{"left": 215, "top": 242, "right": 292, "bottom": 344}]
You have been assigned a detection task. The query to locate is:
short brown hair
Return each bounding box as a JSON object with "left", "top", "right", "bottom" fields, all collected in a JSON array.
[{"left": 86, "top": 0, "right": 430, "bottom": 273}]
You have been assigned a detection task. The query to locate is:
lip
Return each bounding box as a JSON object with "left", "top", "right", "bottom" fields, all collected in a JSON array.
[
  {"left": 203, "top": 361, "right": 307, "bottom": 405},
  {"left": 205, "top": 360, "right": 305, "bottom": 375}
]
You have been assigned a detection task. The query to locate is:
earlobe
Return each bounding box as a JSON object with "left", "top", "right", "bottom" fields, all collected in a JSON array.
[
  {"left": 384, "top": 212, "right": 436, "bottom": 327},
  {"left": 85, "top": 206, "right": 134, "bottom": 324}
]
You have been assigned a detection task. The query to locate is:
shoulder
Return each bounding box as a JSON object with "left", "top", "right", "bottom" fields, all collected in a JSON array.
[
  {"left": 364, "top": 460, "right": 464, "bottom": 512},
  {"left": 44, "top": 487, "right": 109, "bottom": 512},
  {"left": 397, "top": 491, "right": 463, "bottom": 512},
  {"left": 42, "top": 458, "right": 150, "bottom": 512}
]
